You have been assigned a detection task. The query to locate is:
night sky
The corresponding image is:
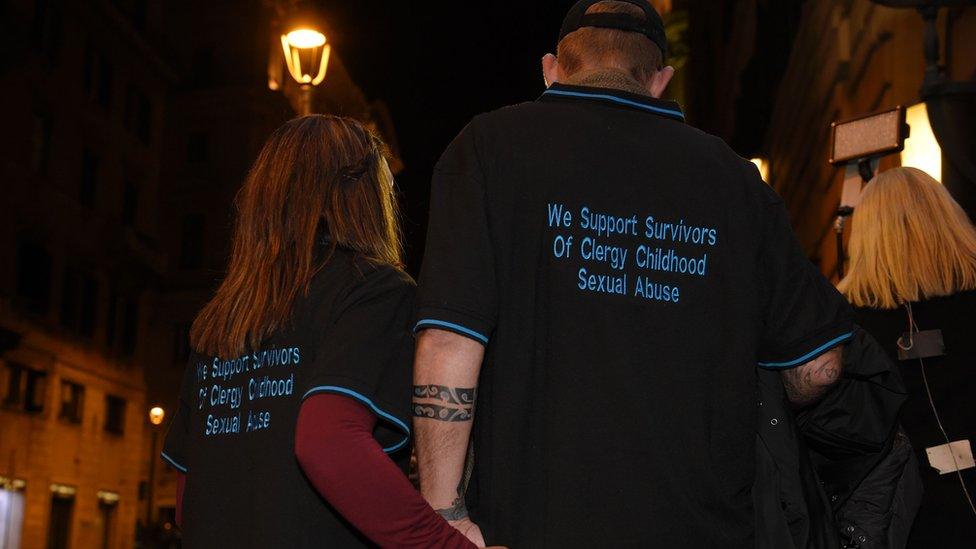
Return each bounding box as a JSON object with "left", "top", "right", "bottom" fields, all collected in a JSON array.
[{"left": 319, "top": 0, "right": 577, "bottom": 273}]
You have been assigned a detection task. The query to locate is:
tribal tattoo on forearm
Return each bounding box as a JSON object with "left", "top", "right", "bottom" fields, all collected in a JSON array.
[{"left": 412, "top": 384, "right": 476, "bottom": 422}]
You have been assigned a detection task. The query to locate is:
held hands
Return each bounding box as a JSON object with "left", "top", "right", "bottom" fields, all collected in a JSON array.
[{"left": 449, "top": 517, "right": 506, "bottom": 548}]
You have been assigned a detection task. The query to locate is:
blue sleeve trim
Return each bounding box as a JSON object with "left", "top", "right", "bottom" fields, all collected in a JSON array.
[
  {"left": 758, "top": 331, "right": 854, "bottom": 369},
  {"left": 414, "top": 319, "right": 489, "bottom": 345},
  {"left": 302, "top": 386, "right": 411, "bottom": 454},
  {"left": 160, "top": 451, "right": 188, "bottom": 473}
]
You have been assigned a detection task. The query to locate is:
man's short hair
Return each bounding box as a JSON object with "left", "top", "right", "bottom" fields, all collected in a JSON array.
[{"left": 557, "top": 1, "right": 664, "bottom": 82}]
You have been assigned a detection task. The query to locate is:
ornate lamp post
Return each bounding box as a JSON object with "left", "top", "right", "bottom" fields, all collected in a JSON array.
[
  {"left": 269, "top": 5, "right": 331, "bottom": 116},
  {"left": 281, "top": 28, "right": 331, "bottom": 115},
  {"left": 146, "top": 406, "right": 165, "bottom": 529}
]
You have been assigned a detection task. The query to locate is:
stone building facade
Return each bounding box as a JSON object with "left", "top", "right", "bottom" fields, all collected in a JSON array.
[{"left": 0, "top": 0, "right": 173, "bottom": 547}]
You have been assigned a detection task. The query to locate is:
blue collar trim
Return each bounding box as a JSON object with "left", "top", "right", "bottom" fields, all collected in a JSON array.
[{"left": 540, "top": 84, "right": 685, "bottom": 121}]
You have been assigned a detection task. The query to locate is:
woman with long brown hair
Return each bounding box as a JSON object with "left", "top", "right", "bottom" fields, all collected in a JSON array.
[
  {"left": 839, "top": 166, "right": 976, "bottom": 544},
  {"left": 160, "top": 115, "right": 475, "bottom": 548}
]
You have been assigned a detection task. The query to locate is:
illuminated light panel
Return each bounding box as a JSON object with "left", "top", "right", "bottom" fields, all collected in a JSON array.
[
  {"left": 901, "top": 103, "right": 942, "bottom": 182},
  {"left": 751, "top": 157, "right": 770, "bottom": 183},
  {"left": 285, "top": 29, "right": 326, "bottom": 49}
]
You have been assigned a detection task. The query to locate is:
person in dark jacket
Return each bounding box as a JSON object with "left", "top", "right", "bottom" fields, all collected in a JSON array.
[
  {"left": 838, "top": 167, "right": 976, "bottom": 545},
  {"left": 755, "top": 327, "right": 922, "bottom": 549}
]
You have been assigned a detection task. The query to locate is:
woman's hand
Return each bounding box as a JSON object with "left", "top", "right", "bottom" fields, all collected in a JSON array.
[{"left": 448, "top": 518, "right": 486, "bottom": 546}]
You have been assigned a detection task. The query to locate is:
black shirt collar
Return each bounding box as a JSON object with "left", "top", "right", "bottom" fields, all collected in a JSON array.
[{"left": 538, "top": 82, "right": 685, "bottom": 122}]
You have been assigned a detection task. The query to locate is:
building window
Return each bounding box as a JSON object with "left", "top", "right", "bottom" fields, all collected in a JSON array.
[
  {"left": 131, "top": 0, "right": 147, "bottom": 30},
  {"left": 80, "top": 148, "right": 99, "bottom": 209},
  {"left": 2, "top": 362, "right": 47, "bottom": 413},
  {"left": 59, "top": 380, "right": 84, "bottom": 424},
  {"left": 104, "top": 395, "right": 126, "bottom": 434},
  {"left": 47, "top": 485, "right": 75, "bottom": 549},
  {"left": 60, "top": 267, "right": 98, "bottom": 339},
  {"left": 97, "top": 491, "right": 119, "bottom": 548},
  {"left": 124, "top": 85, "right": 152, "bottom": 144},
  {"left": 97, "top": 63, "right": 113, "bottom": 111},
  {"left": 104, "top": 289, "right": 119, "bottom": 349},
  {"left": 83, "top": 43, "right": 113, "bottom": 112},
  {"left": 172, "top": 322, "right": 191, "bottom": 364},
  {"left": 120, "top": 298, "right": 139, "bottom": 357},
  {"left": 33, "top": 0, "right": 64, "bottom": 63},
  {"left": 16, "top": 240, "right": 53, "bottom": 315},
  {"left": 111, "top": 0, "right": 147, "bottom": 31},
  {"left": 190, "top": 47, "right": 214, "bottom": 87},
  {"left": 186, "top": 131, "right": 209, "bottom": 163},
  {"left": 0, "top": 477, "right": 26, "bottom": 548},
  {"left": 31, "top": 112, "right": 53, "bottom": 175},
  {"left": 179, "top": 214, "right": 204, "bottom": 269},
  {"left": 122, "top": 180, "right": 139, "bottom": 226}
]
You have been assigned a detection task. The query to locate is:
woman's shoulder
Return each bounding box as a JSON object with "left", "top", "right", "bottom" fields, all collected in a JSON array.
[
  {"left": 854, "top": 288, "right": 976, "bottom": 331},
  {"left": 315, "top": 249, "right": 415, "bottom": 299},
  {"left": 916, "top": 288, "right": 976, "bottom": 317},
  {"left": 350, "top": 254, "right": 415, "bottom": 291}
]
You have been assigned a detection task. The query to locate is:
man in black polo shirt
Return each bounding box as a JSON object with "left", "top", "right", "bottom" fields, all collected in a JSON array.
[{"left": 412, "top": 1, "right": 853, "bottom": 546}]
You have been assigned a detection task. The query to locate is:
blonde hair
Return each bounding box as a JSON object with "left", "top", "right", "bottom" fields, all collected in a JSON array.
[{"left": 838, "top": 167, "right": 976, "bottom": 309}]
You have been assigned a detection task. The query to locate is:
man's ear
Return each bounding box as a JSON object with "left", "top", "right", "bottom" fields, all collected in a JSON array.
[
  {"left": 542, "top": 53, "right": 560, "bottom": 88},
  {"left": 647, "top": 66, "right": 675, "bottom": 98}
]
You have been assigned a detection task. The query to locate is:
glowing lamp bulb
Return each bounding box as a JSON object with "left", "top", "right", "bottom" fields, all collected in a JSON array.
[
  {"left": 149, "top": 406, "right": 166, "bottom": 425},
  {"left": 285, "top": 29, "right": 326, "bottom": 49},
  {"left": 281, "top": 28, "right": 331, "bottom": 86}
]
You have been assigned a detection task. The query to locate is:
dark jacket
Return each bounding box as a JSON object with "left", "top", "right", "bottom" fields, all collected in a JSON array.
[{"left": 754, "top": 327, "right": 923, "bottom": 548}]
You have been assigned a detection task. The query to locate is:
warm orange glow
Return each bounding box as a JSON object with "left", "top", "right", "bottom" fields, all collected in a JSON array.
[
  {"left": 285, "top": 29, "right": 326, "bottom": 49},
  {"left": 901, "top": 103, "right": 942, "bottom": 183},
  {"left": 751, "top": 157, "right": 770, "bottom": 183},
  {"left": 281, "top": 28, "right": 331, "bottom": 86},
  {"left": 149, "top": 406, "right": 166, "bottom": 425}
]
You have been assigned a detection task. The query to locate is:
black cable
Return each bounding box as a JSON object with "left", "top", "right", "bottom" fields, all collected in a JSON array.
[
  {"left": 836, "top": 229, "right": 845, "bottom": 279},
  {"left": 903, "top": 303, "right": 976, "bottom": 518}
]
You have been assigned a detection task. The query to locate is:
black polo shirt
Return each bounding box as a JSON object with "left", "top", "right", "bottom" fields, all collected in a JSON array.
[
  {"left": 416, "top": 83, "right": 853, "bottom": 547},
  {"left": 162, "top": 247, "right": 415, "bottom": 548}
]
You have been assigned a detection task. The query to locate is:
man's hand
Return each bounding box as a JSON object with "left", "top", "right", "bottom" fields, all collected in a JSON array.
[
  {"left": 448, "top": 518, "right": 486, "bottom": 547},
  {"left": 782, "top": 346, "right": 843, "bottom": 407}
]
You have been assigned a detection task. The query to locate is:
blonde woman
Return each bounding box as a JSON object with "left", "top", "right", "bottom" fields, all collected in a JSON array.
[{"left": 839, "top": 166, "right": 976, "bottom": 544}]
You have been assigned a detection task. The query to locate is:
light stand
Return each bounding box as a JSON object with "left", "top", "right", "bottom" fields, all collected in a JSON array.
[
  {"left": 833, "top": 160, "right": 877, "bottom": 279},
  {"left": 828, "top": 106, "right": 909, "bottom": 280}
]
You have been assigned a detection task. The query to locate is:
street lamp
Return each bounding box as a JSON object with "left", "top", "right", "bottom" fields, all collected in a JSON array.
[
  {"left": 279, "top": 23, "right": 331, "bottom": 115},
  {"left": 149, "top": 406, "right": 165, "bottom": 426},
  {"left": 145, "top": 406, "right": 166, "bottom": 535}
]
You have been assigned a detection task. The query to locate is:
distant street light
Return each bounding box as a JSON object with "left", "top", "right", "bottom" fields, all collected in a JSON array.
[
  {"left": 148, "top": 406, "right": 166, "bottom": 426},
  {"left": 145, "top": 405, "right": 166, "bottom": 533},
  {"left": 279, "top": 21, "right": 331, "bottom": 115}
]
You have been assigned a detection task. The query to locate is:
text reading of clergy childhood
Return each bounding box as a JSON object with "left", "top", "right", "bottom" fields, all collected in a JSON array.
[
  {"left": 193, "top": 347, "right": 301, "bottom": 437},
  {"left": 547, "top": 203, "right": 719, "bottom": 303}
]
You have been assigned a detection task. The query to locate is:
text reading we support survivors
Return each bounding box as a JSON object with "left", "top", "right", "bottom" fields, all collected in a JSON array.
[{"left": 547, "top": 203, "right": 719, "bottom": 303}]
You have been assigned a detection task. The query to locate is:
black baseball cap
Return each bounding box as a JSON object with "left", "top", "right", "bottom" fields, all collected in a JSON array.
[{"left": 558, "top": 0, "right": 668, "bottom": 59}]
